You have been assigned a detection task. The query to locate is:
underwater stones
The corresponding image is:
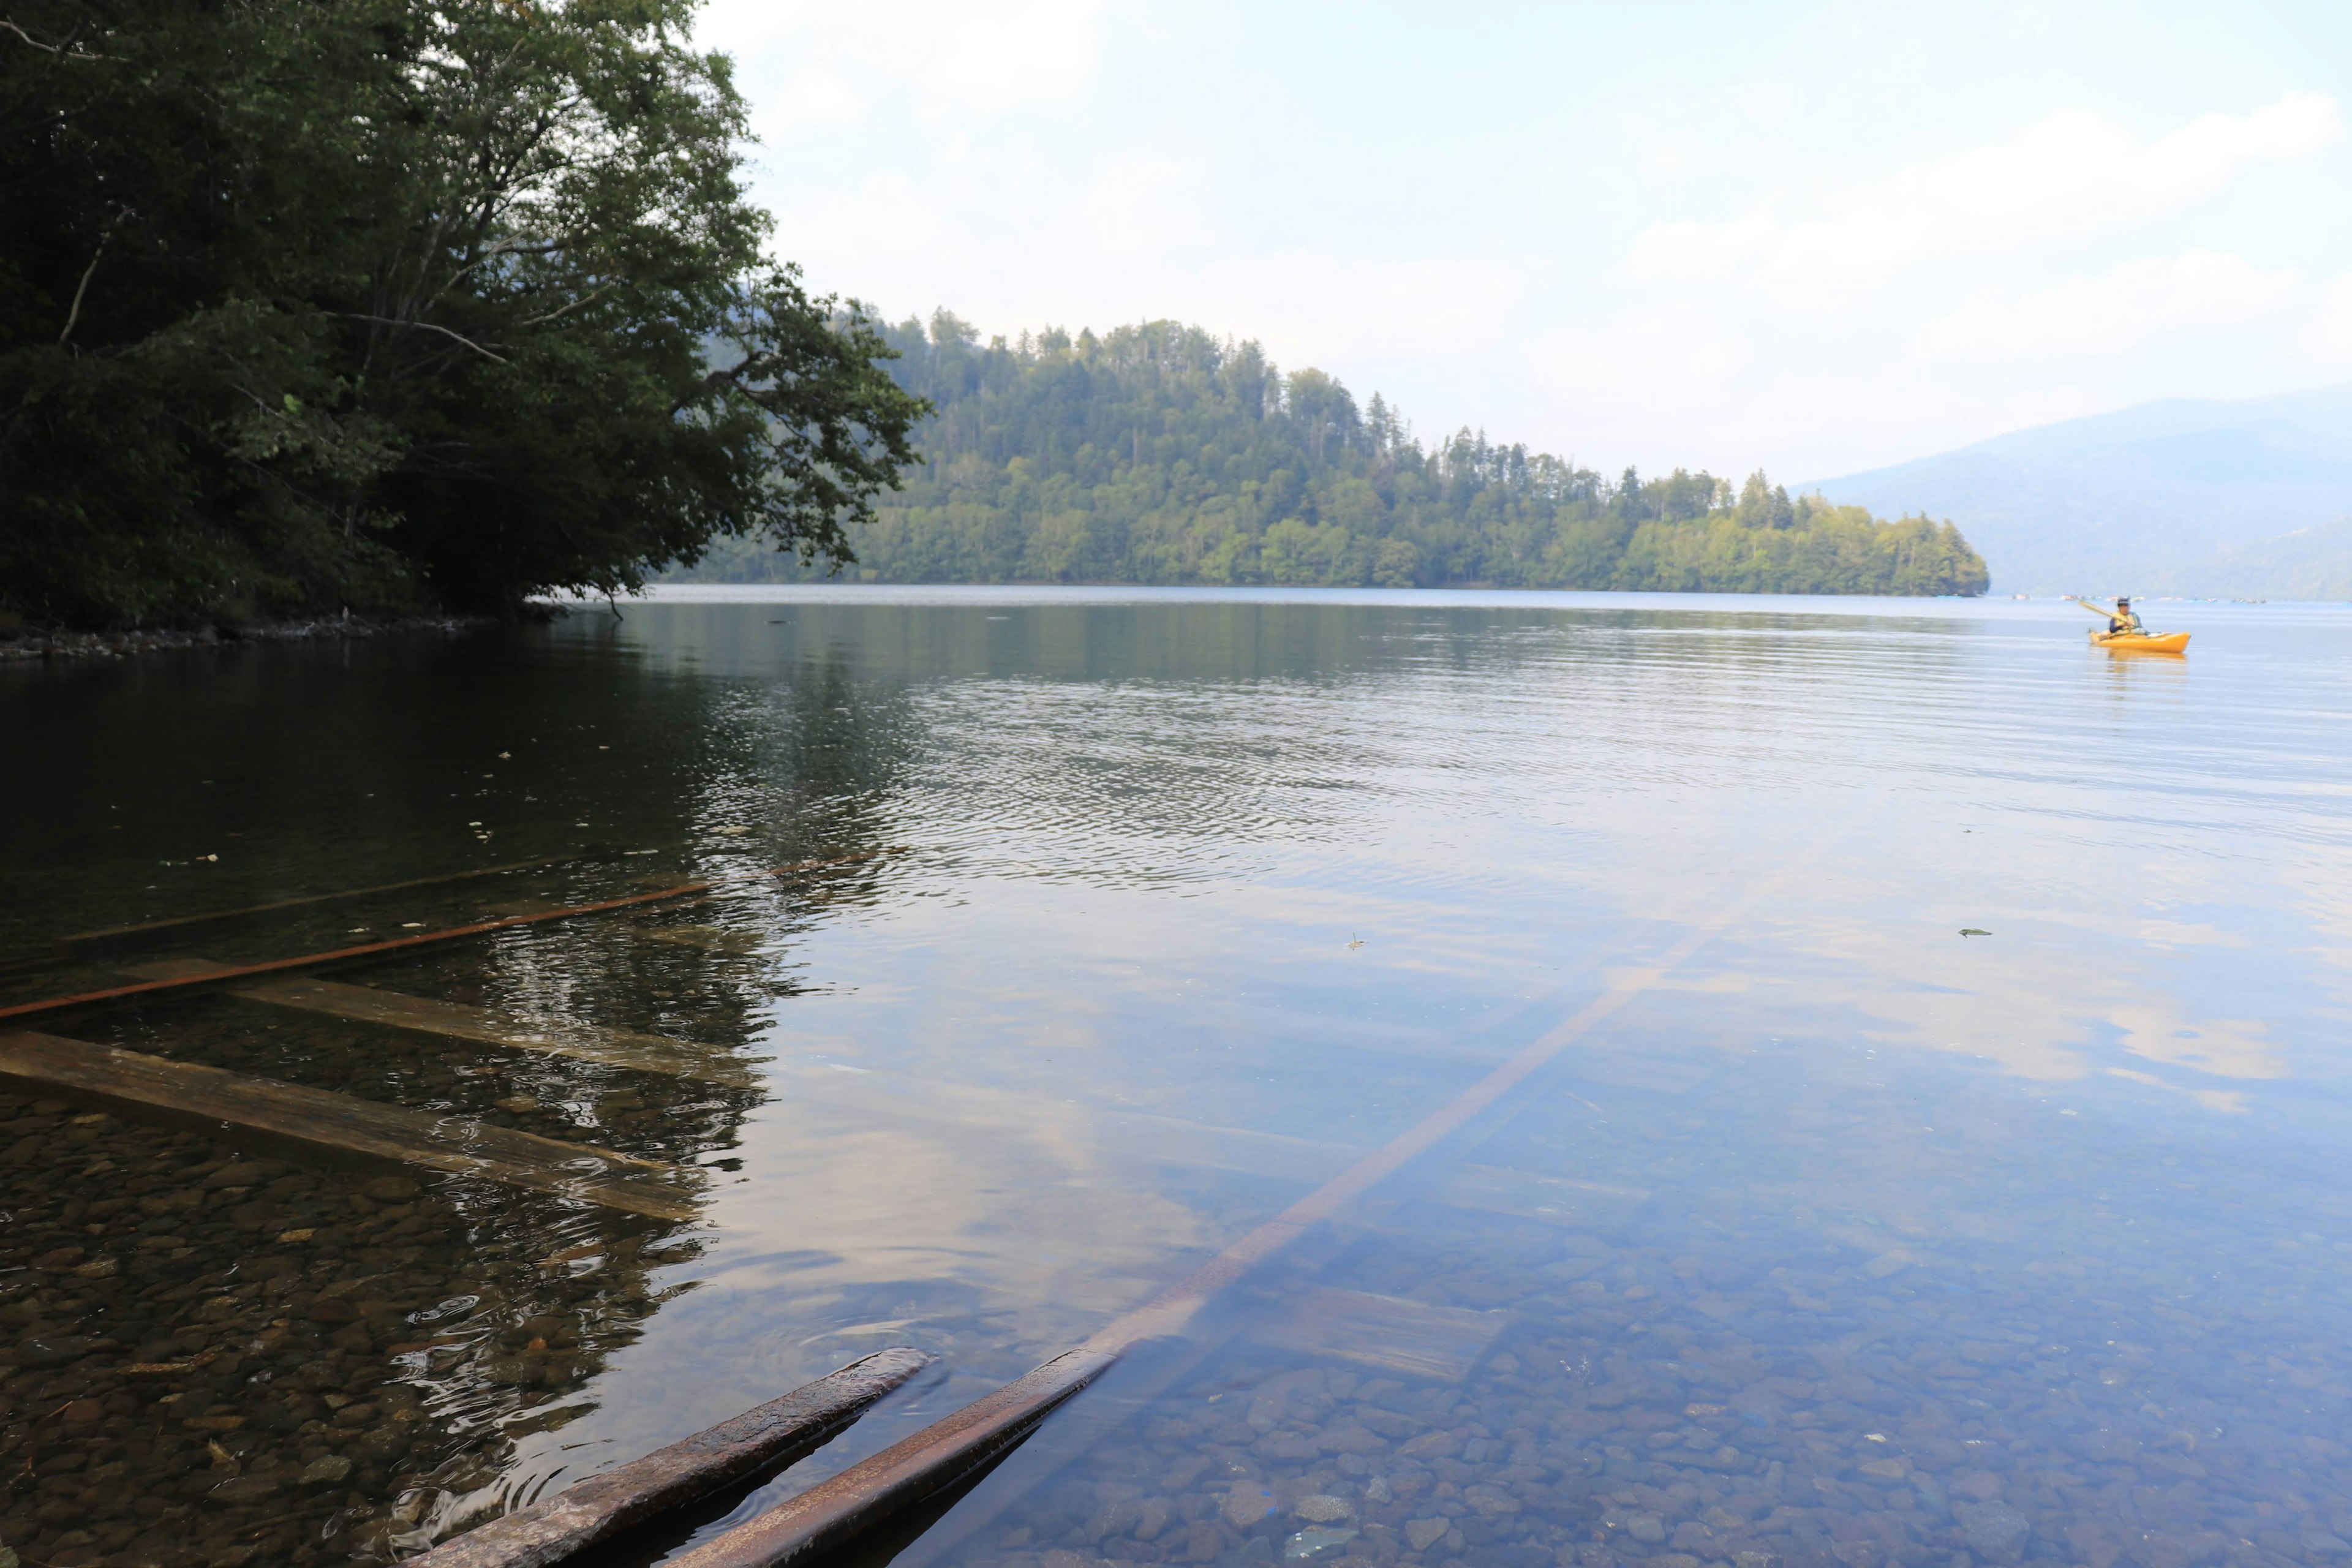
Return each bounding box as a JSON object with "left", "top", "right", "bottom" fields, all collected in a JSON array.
[
  {"left": 1317, "top": 1424, "right": 1387, "bottom": 1455},
  {"left": 1405, "top": 1518, "right": 1451, "bottom": 1551},
  {"left": 300, "top": 1453, "right": 353, "bottom": 1487},
  {"left": 1259, "top": 1433, "right": 1322, "bottom": 1462},
  {"left": 1225, "top": 1480, "right": 1281, "bottom": 1529},
  {"left": 1088, "top": 1499, "right": 1145, "bottom": 1541},
  {"left": 208, "top": 1474, "right": 282, "bottom": 1506},
  {"left": 1294, "top": 1495, "right": 1354, "bottom": 1524},
  {"left": 1952, "top": 1501, "right": 2030, "bottom": 1561}
]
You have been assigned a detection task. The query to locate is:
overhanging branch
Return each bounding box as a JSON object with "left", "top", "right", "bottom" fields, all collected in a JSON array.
[
  {"left": 331, "top": 312, "right": 509, "bottom": 364},
  {"left": 1, "top": 17, "right": 116, "bottom": 59}
]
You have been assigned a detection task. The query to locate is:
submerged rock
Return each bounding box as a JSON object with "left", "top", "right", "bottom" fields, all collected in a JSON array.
[{"left": 1953, "top": 1501, "right": 2030, "bottom": 1561}]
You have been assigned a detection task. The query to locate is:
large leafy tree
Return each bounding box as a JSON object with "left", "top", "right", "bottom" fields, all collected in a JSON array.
[{"left": 0, "top": 0, "right": 925, "bottom": 627}]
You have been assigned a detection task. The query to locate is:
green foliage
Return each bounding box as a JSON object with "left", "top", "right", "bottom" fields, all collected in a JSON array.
[
  {"left": 1, "top": 0, "right": 924, "bottom": 628},
  {"left": 676, "top": 315, "right": 1987, "bottom": 597}
]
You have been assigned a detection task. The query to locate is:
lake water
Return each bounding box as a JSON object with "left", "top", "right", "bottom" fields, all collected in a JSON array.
[{"left": 3, "top": 587, "right": 2350, "bottom": 1568}]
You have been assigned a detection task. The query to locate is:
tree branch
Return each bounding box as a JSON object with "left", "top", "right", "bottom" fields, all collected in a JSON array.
[
  {"left": 518, "top": 280, "right": 618, "bottom": 327},
  {"left": 331, "top": 312, "right": 509, "bottom": 363},
  {"left": 1, "top": 17, "right": 116, "bottom": 59},
  {"left": 59, "top": 209, "right": 130, "bottom": 345}
]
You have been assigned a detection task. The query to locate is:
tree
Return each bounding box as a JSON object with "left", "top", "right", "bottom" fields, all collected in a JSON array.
[{"left": 0, "top": 0, "right": 925, "bottom": 628}]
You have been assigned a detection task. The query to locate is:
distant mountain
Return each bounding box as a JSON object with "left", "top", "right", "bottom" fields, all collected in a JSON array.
[{"left": 1807, "top": 383, "right": 2352, "bottom": 597}]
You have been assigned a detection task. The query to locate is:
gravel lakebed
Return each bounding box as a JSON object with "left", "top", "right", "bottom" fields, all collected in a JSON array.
[{"left": 0, "top": 1087, "right": 691, "bottom": 1568}]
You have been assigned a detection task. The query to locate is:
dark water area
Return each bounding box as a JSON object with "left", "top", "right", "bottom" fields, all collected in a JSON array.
[{"left": 2, "top": 587, "right": 2349, "bottom": 1568}]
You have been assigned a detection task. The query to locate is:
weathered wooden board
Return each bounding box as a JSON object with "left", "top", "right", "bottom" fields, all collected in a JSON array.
[
  {"left": 1097, "top": 1112, "right": 1649, "bottom": 1231},
  {"left": 410, "top": 1348, "right": 932, "bottom": 1568},
  {"left": 1250, "top": 1286, "right": 1509, "bottom": 1382},
  {"left": 0, "top": 1030, "right": 701, "bottom": 1221},
  {"left": 51, "top": 848, "right": 621, "bottom": 957},
  {"left": 219, "top": 974, "right": 763, "bottom": 1089},
  {"left": 130, "top": 954, "right": 1644, "bottom": 1233}
]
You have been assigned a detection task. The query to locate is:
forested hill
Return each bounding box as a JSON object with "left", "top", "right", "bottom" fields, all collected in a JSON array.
[{"left": 674, "top": 315, "right": 1989, "bottom": 595}]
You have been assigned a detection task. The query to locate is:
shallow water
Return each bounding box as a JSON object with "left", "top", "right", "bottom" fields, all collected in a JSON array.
[{"left": 3, "top": 588, "right": 2349, "bottom": 1568}]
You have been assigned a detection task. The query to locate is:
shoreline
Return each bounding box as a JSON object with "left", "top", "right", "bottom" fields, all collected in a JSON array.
[{"left": 0, "top": 612, "right": 496, "bottom": 663}]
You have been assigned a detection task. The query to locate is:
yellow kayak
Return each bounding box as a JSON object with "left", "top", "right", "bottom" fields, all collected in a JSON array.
[{"left": 2090, "top": 630, "right": 2190, "bottom": 654}]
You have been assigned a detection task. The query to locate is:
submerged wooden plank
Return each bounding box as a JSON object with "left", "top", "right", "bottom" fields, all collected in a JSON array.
[
  {"left": 1097, "top": 1112, "right": 1648, "bottom": 1231},
  {"left": 0, "top": 1030, "right": 702, "bottom": 1221},
  {"left": 51, "top": 848, "right": 632, "bottom": 957},
  {"left": 410, "top": 1348, "right": 933, "bottom": 1568},
  {"left": 143, "top": 957, "right": 1641, "bottom": 1232},
  {"left": 222, "top": 974, "right": 764, "bottom": 1089},
  {"left": 1, "top": 852, "right": 883, "bottom": 1029},
  {"left": 1250, "top": 1286, "right": 1509, "bottom": 1382},
  {"left": 665, "top": 1350, "right": 1117, "bottom": 1568}
]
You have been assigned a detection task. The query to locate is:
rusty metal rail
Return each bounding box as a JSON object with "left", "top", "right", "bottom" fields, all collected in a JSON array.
[{"left": 409, "top": 1348, "right": 932, "bottom": 1568}]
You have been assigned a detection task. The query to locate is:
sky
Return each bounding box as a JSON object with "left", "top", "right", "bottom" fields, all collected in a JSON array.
[{"left": 695, "top": 0, "right": 2352, "bottom": 482}]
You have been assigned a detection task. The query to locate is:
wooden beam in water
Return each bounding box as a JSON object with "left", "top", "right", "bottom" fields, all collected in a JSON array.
[
  {"left": 409, "top": 1348, "right": 933, "bottom": 1568},
  {"left": 661, "top": 903, "right": 1768, "bottom": 1568},
  {"left": 1099, "top": 1111, "right": 1650, "bottom": 1232},
  {"left": 0, "top": 851, "right": 883, "bottom": 1027},
  {"left": 668, "top": 1350, "right": 1117, "bottom": 1568},
  {"left": 1250, "top": 1286, "right": 1509, "bottom": 1383},
  {"left": 50, "top": 846, "right": 655, "bottom": 958},
  {"left": 0, "top": 1030, "right": 703, "bottom": 1221},
  {"left": 129, "top": 959, "right": 1646, "bottom": 1232},
  {"left": 209, "top": 973, "right": 764, "bottom": 1089}
]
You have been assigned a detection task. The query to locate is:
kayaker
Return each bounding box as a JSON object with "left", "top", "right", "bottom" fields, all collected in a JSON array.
[{"left": 2106, "top": 596, "right": 2142, "bottom": 636}]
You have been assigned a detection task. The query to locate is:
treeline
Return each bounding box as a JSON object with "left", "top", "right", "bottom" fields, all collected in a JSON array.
[{"left": 676, "top": 314, "right": 1988, "bottom": 597}]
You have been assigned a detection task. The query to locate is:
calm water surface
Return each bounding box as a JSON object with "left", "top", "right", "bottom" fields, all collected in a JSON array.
[{"left": 3, "top": 589, "right": 2349, "bottom": 1568}]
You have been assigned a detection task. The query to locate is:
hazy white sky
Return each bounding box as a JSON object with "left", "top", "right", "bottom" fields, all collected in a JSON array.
[{"left": 697, "top": 0, "right": 2352, "bottom": 480}]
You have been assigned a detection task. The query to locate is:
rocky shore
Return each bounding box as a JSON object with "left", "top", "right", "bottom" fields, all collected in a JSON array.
[{"left": 0, "top": 616, "right": 493, "bottom": 663}]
